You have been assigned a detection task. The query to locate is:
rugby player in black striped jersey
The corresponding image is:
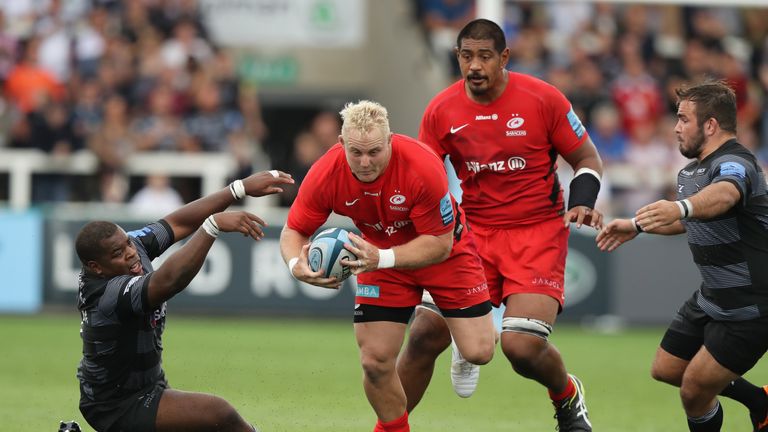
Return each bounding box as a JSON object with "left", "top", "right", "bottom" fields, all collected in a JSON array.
[
  {"left": 598, "top": 81, "right": 768, "bottom": 432},
  {"left": 75, "top": 170, "right": 293, "bottom": 432}
]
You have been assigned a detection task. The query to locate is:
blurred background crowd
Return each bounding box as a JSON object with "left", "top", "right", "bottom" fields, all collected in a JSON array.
[{"left": 2, "top": 0, "right": 768, "bottom": 217}]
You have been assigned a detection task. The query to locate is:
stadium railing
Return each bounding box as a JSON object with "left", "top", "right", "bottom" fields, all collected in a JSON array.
[{"left": 0, "top": 149, "right": 238, "bottom": 210}]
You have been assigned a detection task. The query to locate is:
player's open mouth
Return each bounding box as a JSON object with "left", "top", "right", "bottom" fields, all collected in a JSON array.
[
  {"left": 468, "top": 76, "right": 485, "bottom": 85},
  {"left": 130, "top": 261, "right": 142, "bottom": 275}
]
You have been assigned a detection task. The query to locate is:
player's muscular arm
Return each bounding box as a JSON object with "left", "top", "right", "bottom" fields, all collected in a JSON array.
[
  {"left": 165, "top": 170, "right": 293, "bottom": 241},
  {"left": 390, "top": 230, "right": 453, "bottom": 268},
  {"left": 562, "top": 138, "right": 603, "bottom": 175},
  {"left": 280, "top": 226, "right": 309, "bottom": 266},
  {"left": 647, "top": 220, "right": 686, "bottom": 235},
  {"left": 635, "top": 183, "right": 740, "bottom": 233},
  {"left": 346, "top": 230, "right": 453, "bottom": 272},
  {"left": 562, "top": 138, "right": 605, "bottom": 229},
  {"left": 688, "top": 182, "right": 741, "bottom": 219},
  {"left": 148, "top": 211, "right": 266, "bottom": 308},
  {"left": 147, "top": 229, "right": 215, "bottom": 308}
]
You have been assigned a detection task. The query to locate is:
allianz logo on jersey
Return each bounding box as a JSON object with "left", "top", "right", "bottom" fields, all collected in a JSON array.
[
  {"left": 475, "top": 113, "right": 498, "bottom": 121},
  {"left": 506, "top": 115, "right": 527, "bottom": 136},
  {"left": 466, "top": 156, "right": 526, "bottom": 173}
]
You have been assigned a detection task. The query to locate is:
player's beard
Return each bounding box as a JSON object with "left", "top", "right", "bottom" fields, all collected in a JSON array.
[
  {"left": 679, "top": 125, "right": 706, "bottom": 159},
  {"left": 465, "top": 73, "right": 489, "bottom": 96}
]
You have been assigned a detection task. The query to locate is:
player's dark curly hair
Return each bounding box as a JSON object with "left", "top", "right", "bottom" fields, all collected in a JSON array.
[
  {"left": 456, "top": 19, "right": 506, "bottom": 54},
  {"left": 675, "top": 80, "right": 737, "bottom": 134},
  {"left": 75, "top": 221, "right": 118, "bottom": 265}
]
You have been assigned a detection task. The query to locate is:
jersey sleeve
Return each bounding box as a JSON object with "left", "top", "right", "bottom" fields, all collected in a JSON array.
[
  {"left": 418, "top": 101, "right": 447, "bottom": 158},
  {"left": 544, "top": 85, "right": 589, "bottom": 155},
  {"left": 409, "top": 159, "right": 455, "bottom": 236},
  {"left": 286, "top": 158, "right": 333, "bottom": 237},
  {"left": 710, "top": 155, "right": 757, "bottom": 206},
  {"left": 127, "top": 221, "right": 174, "bottom": 260}
]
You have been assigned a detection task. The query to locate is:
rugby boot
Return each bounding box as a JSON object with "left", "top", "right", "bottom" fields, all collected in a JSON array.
[
  {"left": 450, "top": 339, "right": 479, "bottom": 398},
  {"left": 751, "top": 385, "right": 768, "bottom": 431},
  {"left": 553, "top": 374, "right": 592, "bottom": 431}
]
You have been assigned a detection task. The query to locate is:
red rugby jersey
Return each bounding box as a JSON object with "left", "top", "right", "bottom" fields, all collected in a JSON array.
[
  {"left": 419, "top": 71, "right": 588, "bottom": 227},
  {"left": 287, "top": 134, "right": 468, "bottom": 252}
]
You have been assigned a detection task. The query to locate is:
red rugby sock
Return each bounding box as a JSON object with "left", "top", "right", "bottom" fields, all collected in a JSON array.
[
  {"left": 549, "top": 375, "right": 576, "bottom": 403},
  {"left": 373, "top": 411, "right": 409, "bottom": 432}
]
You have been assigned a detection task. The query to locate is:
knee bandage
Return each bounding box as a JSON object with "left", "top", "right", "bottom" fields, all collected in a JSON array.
[
  {"left": 501, "top": 317, "right": 553, "bottom": 340},
  {"left": 416, "top": 291, "right": 442, "bottom": 316}
]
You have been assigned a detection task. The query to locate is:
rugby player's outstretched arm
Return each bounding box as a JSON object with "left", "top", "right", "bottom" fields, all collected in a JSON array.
[
  {"left": 164, "top": 170, "right": 294, "bottom": 242},
  {"left": 147, "top": 211, "right": 266, "bottom": 308}
]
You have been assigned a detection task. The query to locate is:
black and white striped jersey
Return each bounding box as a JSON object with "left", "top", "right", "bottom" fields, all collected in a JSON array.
[
  {"left": 77, "top": 220, "right": 174, "bottom": 405},
  {"left": 678, "top": 139, "right": 768, "bottom": 321}
]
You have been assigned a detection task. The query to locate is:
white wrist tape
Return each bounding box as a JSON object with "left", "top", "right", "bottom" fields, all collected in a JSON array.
[
  {"left": 682, "top": 199, "right": 693, "bottom": 218},
  {"left": 676, "top": 199, "right": 693, "bottom": 219},
  {"left": 229, "top": 179, "right": 245, "bottom": 200},
  {"left": 573, "top": 167, "right": 602, "bottom": 182},
  {"left": 377, "top": 249, "right": 395, "bottom": 269},
  {"left": 287, "top": 257, "right": 299, "bottom": 277},
  {"left": 202, "top": 215, "right": 220, "bottom": 238}
]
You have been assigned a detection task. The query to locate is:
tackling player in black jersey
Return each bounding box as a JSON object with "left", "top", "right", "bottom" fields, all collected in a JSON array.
[
  {"left": 598, "top": 81, "right": 768, "bottom": 432},
  {"left": 76, "top": 170, "right": 293, "bottom": 432}
]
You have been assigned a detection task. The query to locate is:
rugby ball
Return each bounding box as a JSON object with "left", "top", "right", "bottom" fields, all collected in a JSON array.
[{"left": 308, "top": 228, "right": 358, "bottom": 281}]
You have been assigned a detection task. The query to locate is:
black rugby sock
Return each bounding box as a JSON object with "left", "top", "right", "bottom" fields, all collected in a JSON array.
[
  {"left": 720, "top": 378, "right": 768, "bottom": 416},
  {"left": 687, "top": 400, "right": 723, "bottom": 432}
]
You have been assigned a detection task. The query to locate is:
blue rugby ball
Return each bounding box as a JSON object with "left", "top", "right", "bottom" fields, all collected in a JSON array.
[{"left": 308, "top": 228, "right": 358, "bottom": 281}]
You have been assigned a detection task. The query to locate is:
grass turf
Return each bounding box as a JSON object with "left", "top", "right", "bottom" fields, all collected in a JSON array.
[{"left": 2, "top": 314, "right": 765, "bottom": 431}]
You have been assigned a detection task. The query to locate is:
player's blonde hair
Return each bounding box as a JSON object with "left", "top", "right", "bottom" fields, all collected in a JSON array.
[{"left": 339, "top": 100, "right": 390, "bottom": 142}]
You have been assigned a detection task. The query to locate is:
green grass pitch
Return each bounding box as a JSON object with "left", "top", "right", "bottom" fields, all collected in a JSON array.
[{"left": 2, "top": 314, "right": 766, "bottom": 431}]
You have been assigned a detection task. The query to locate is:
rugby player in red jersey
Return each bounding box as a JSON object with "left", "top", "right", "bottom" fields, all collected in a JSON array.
[
  {"left": 397, "top": 19, "right": 604, "bottom": 431},
  {"left": 279, "top": 100, "right": 495, "bottom": 432}
]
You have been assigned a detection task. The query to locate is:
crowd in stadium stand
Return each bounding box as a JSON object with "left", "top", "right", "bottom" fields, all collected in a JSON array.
[
  {"left": 3, "top": 1, "right": 768, "bottom": 216},
  {"left": 0, "top": 0, "right": 272, "bottom": 205}
]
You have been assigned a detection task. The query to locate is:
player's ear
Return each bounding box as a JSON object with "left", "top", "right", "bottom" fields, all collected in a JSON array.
[
  {"left": 500, "top": 47, "right": 510, "bottom": 69},
  {"left": 86, "top": 260, "right": 103, "bottom": 276},
  {"left": 338, "top": 135, "right": 344, "bottom": 146}
]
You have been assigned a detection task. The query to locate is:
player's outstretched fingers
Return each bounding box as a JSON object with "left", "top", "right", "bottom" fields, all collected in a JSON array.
[{"left": 243, "top": 170, "right": 295, "bottom": 197}]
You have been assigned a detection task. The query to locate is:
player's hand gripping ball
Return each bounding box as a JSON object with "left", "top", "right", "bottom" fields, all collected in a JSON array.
[{"left": 308, "top": 228, "right": 358, "bottom": 281}]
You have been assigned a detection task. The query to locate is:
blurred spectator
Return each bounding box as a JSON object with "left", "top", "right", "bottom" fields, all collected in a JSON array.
[
  {"left": 129, "top": 173, "right": 184, "bottom": 216},
  {"left": 160, "top": 17, "right": 211, "bottom": 71},
  {"left": 88, "top": 93, "right": 135, "bottom": 202},
  {"left": 621, "top": 120, "right": 676, "bottom": 213},
  {"left": 587, "top": 103, "right": 628, "bottom": 164},
  {"left": 508, "top": 27, "right": 547, "bottom": 78},
  {"left": 27, "top": 101, "right": 82, "bottom": 202},
  {"left": 238, "top": 86, "right": 268, "bottom": 145},
  {"left": 211, "top": 47, "right": 239, "bottom": 110},
  {"left": 419, "top": 0, "right": 475, "bottom": 79},
  {"left": 0, "top": 88, "right": 13, "bottom": 147},
  {"left": 0, "top": 10, "right": 18, "bottom": 80},
  {"left": 181, "top": 80, "right": 243, "bottom": 153},
  {"left": 71, "top": 78, "right": 103, "bottom": 138},
  {"left": 132, "top": 84, "right": 184, "bottom": 152},
  {"left": 611, "top": 34, "right": 664, "bottom": 137},
  {"left": 0, "top": 0, "right": 40, "bottom": 38},
  {"left": 4, "top": 36, "right": 64, "bottom": 113},
  {"left": 568, "top": 59, "right": 611, "bottom": 126},
  {"left": 309, "top": 110, "right": 342, "bottom": 152},
  {"left": 72, "top": 5, "right": 108, "bottom": 79},
  {"left": 280, "top": 131, "right": 325, "bottom": 206}
]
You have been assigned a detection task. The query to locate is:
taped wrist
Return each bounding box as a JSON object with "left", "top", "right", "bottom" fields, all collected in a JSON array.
[{"left": 568, "top": 168, "right": 601, "bottom": 210}]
